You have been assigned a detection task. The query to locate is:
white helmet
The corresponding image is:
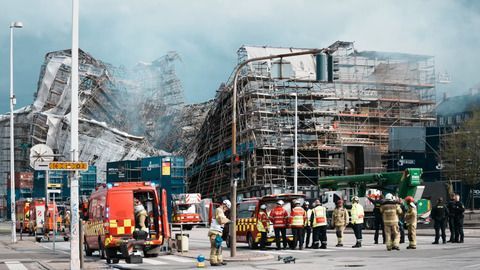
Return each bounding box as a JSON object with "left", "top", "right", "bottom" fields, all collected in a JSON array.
[
  {"left": 277, "top": 200, "right": 284, "bottom": 206},
  {"left": 223, "top": 199, "right": 232, "bottom": 209},
  {"left": 385, "top": 193, "right": 394, "bottom": 201},
  {"left": 260, "top": 204, "right": 267, "bottom": 210},
  {"left": 352, "top": 196, "right": 359, "bottom": 203},
  {"left": 304, "top": 201, "right": 310, "bottom": 206}
]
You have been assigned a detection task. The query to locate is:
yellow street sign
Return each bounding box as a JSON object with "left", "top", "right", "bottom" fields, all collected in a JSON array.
[
  {"left": 48, "top": 183, "right": 62, "bottom": 188},
  {"left": 48, "top": 162, "right": 88, "bottom": 171}
]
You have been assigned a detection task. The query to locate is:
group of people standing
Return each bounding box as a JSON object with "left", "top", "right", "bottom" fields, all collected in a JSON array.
[
  {"left": 263, "top": 197, "right": 366, "bottom": 250},
  {"left": 431, "top": 193, "right": 465, "bottom": 244}
]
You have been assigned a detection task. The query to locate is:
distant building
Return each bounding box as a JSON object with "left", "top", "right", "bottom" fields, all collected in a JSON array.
[{"left": 437, "top": 90, "right": 480, "bottom": 129}]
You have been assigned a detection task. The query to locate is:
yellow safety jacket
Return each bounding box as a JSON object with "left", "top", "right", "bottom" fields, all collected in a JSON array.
[
  {"left": 256, "top": 211, "right": 269, "bottom": 232},
  {"left": 312, "top": 206, "right": 327, "bottom": 227},
  {"left": 380, "top": 202, "right": 402, "bottom": 226},
  {"left": 405, "top": 206, "right": 417, "bottom": 226},
  {"left": 306, "top": 209, "right": 313, "bottom": 227},
  {"left": 333, "top": 207, "right": 349, "bottom": 227},
  {"left": 350, "top": 203, "right": 364, "bottom": 224}
]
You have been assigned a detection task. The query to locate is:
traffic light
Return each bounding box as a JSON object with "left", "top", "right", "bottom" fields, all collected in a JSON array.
[{"left": 231, "top": 155, "right": 244, "bottom": 180}]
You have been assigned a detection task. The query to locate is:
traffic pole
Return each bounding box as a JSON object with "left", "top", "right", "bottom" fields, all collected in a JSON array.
[{"left": 70, "top": 0, "right": 81, "bottom": 268}]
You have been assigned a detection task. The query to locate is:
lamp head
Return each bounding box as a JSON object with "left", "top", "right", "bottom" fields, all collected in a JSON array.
[{"left": 10, "top": 21, "right": 23, "bottom": 28}]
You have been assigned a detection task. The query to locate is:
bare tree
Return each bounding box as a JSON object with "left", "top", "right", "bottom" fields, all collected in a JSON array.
[{"left": 442, "top": 108, "right": 480, "bottom": 210}]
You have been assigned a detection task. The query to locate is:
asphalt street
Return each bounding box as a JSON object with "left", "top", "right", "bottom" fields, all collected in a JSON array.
[{"left": 1, "top": 226, "right": 480, "bottom": 269}]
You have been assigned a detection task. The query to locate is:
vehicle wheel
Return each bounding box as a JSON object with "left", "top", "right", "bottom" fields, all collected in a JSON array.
[
  {"left": 64, "top": 237, "right": 70, "bottom": 242},
  {"left": 84, "top": 240, "right": 94, "bottom": 256},
  {"left": 98, "top": 239, "right": 106, "bottom": 259},
  {"left": 247, "top": 234, "right": 258, "bottom": 249},
  {"left": 35, "top": 237, "right": 42, "bottom": 243},
  {"left": 144, "top": 246, "right": 160, "bottom": 257},
  {"left": 107, "top": 258, "right": 119, "bottom": 264}
]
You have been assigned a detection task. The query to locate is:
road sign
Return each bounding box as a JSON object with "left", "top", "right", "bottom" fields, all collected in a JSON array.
[
  {"left": 33, "top": 161, "right": 50, "bottom": 171},
  {"left": 47, "top": 189, "right": 61, "bottom": 194},
  {"left": 48, "top": 162, "right": 88, "bottom": 171},
  {"left": 48, "top": 183, "right": 62, "bottom": 188}
]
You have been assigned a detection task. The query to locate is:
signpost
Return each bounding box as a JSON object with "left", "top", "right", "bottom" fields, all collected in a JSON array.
[{"left": 48, "top": 162, "right": 88, "bottom": 171}]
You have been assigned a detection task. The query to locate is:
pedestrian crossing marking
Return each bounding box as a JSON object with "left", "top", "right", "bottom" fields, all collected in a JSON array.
[
  {"left": 160, "top": 255, "right": 195, "bottom": 263},
  {"left": 142, "top": 258, "right": 167, "bottom": 265},
  {"left": 5, "top": 261, "right": 28, "bottom": 270}
]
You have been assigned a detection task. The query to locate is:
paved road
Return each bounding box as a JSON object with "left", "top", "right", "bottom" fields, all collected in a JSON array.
[{"left": 1, "top": 226, "right": 480, "bottom": 269}]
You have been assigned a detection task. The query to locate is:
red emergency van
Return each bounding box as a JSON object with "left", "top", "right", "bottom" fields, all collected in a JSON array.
[{"left": 83, "top": 182, "right": 170, "bottom": 264}]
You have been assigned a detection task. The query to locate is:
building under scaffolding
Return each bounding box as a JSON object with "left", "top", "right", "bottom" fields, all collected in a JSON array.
[{"left": 188, "top": 41, "right": 436, "bottom": 200}]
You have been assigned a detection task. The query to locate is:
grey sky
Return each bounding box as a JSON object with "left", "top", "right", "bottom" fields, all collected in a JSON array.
[{"left": 1, "top": 0, "right": 479, "bottom": 112}]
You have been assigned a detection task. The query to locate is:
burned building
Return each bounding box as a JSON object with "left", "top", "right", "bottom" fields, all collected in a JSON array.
[{"left": 187, "top": 41, "right": 436, "bottom": 199}]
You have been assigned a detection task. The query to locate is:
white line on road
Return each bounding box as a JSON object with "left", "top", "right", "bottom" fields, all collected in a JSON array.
[
  {"left": 142, "top": 258, "right": 167, "bottom": 265},
  {"left": 5, "top": 261, "right": 28, "bottom": 270},
  {"left": 160, "top": 255, "right": 195, "bottom": 263}
]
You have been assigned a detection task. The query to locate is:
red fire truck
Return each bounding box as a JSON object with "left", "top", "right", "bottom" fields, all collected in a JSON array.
[{"left": 231, "top": 194, "right": 305, "bottom": 249}]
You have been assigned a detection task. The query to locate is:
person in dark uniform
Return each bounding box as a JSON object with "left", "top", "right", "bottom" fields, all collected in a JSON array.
[
  {"left": 303, "top": 201, "right": 312, "bottom": 248},
  {"left": 446, "top": 193, "right": 456, "bottom": 242},
  {"left": 431, "top": 197, "right": 448, "bottom": 244},
  {"left": 368, "top": 194, "right": 385, "bottom": 244},
  {"left": 453, "top": 194, "right": 465, "bottom": 243}
]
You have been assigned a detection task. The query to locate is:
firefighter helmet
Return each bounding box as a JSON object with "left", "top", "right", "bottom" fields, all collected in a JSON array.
[
  {"left": 351, "top": 196, "right": 359, "bottom": 203},
  {"left": 277, "top": 200, "right": 284, "bottom": 206},
  {"left": 260, "top": 204, "right": 267, "bottom": 210},
  {"left": 405, "top": 196, "right": 414, "bottom": 203},
  {"left": 385, "top": 193, "right": 394, "bottom": 201},
  {"left": 223, "top": 199, "right": 232, "bottom": 209}
]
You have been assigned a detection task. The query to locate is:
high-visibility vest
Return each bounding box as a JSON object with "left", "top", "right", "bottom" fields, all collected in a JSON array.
[
  {"left": 290, "top": 207, "right": 306, "bottom": 228},
  {"left": 351, "top": 203, "right": 364, "bottom": 224},
  {"left": 312, "top": 206, "right": 327, "bottom": 227},
  {"left": 257, "top": 211, "right": 269, "bottom": 232},
  {"left": 269, "top": 206, "right": 288, "bottom": 228},
  {"left": 306, "top": 209, "right": 313, "bottom": 227}
]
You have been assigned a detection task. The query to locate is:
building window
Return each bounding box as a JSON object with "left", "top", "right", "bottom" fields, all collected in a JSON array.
[{"left": 456, "top": 114, "right": 462, "bottom": 124}]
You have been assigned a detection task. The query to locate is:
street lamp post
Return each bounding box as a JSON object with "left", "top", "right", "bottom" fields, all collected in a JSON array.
[
  {"left": 9, "top": 21, "right": 23, "bottom": 244},
  {"left": 292, "top": 93, "right": 298, "bottom": 194},
  {"left": 70, "top": 0, "right": 81, "bottom": 268},
  {"left": 230, "top": 48, "right": 324, "bottom": 256}
]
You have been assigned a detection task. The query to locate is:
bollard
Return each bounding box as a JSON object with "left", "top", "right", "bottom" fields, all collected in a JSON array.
[{"left": 196, "top": 255, "right": 206, "bottom": 268}]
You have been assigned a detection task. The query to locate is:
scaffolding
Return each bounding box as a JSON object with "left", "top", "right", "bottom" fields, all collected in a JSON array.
[{"left": 187, "top": 41, "right": 436, "bottom": 200}]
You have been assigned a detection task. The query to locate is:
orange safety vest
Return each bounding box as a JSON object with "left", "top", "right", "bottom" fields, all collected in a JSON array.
[
  {"left": 269, "top": 206, "right": 288, "bottom": 228},
  {"left": 290, "top": 207, "right": 306, "bottom": 228}
]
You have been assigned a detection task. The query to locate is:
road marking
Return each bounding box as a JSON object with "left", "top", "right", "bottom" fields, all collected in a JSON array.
[
  {"left": 142, "top": 258, "right": 167, "bottom": 265},
  {"left": 463, "top": 263, "right": 480, "bottom": 268},
  {"left": 160, "top": 255, "right": 195, "bottom": 263},
  {"left": 5, "top": 261, "right": 28, "bottom": 270}
]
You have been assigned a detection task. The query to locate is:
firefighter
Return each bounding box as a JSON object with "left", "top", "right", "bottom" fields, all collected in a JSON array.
[
  {"left": 446, "top": 193, "right": 456, "bottom": 242},
  {"left": 208, "top": 200, "right": 231, "bottom": 266},
  {"left": 332, "top": 199, "right": 349, "bottom": 247},
  {"left": 134, "top": 198, "right": 148, "bottom": 232},
  {"left": 256, "top": 204, "right": 269, "bottom": 250},
  {"left": 269, "top": 200, "right": 289, "bottom": 250},
  {"left": 303, "top": 201, "right": 312, "bottom": 248},
  {"left": 431, "top": 197, "right": 448, "bottom": 244},
  {"left": 453, "top": 194, "right": 465, "bottom": 243},
  {"left": 351, "top": 196, "right": 364, "bottom": 248},
  {"left": 381, "top": 193, "right": 403, "bottom": 251},
  {"left": 368, "top": 194, "right": 385, "bottom": 244},
  {"left": 404, "top": 196, "right": 417, "bottom": 249},
  {"left": 64, "top": 210, "right": 71, "bottom": 232},
  {"left": 397, "top": 197, "right": 406, "bottom": 244},
  {"left": 290, "top": 200, "right": 306, "bottom": 250},
  {"left": 311, "top": 199, "right": 327, "bottom": 249}
]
